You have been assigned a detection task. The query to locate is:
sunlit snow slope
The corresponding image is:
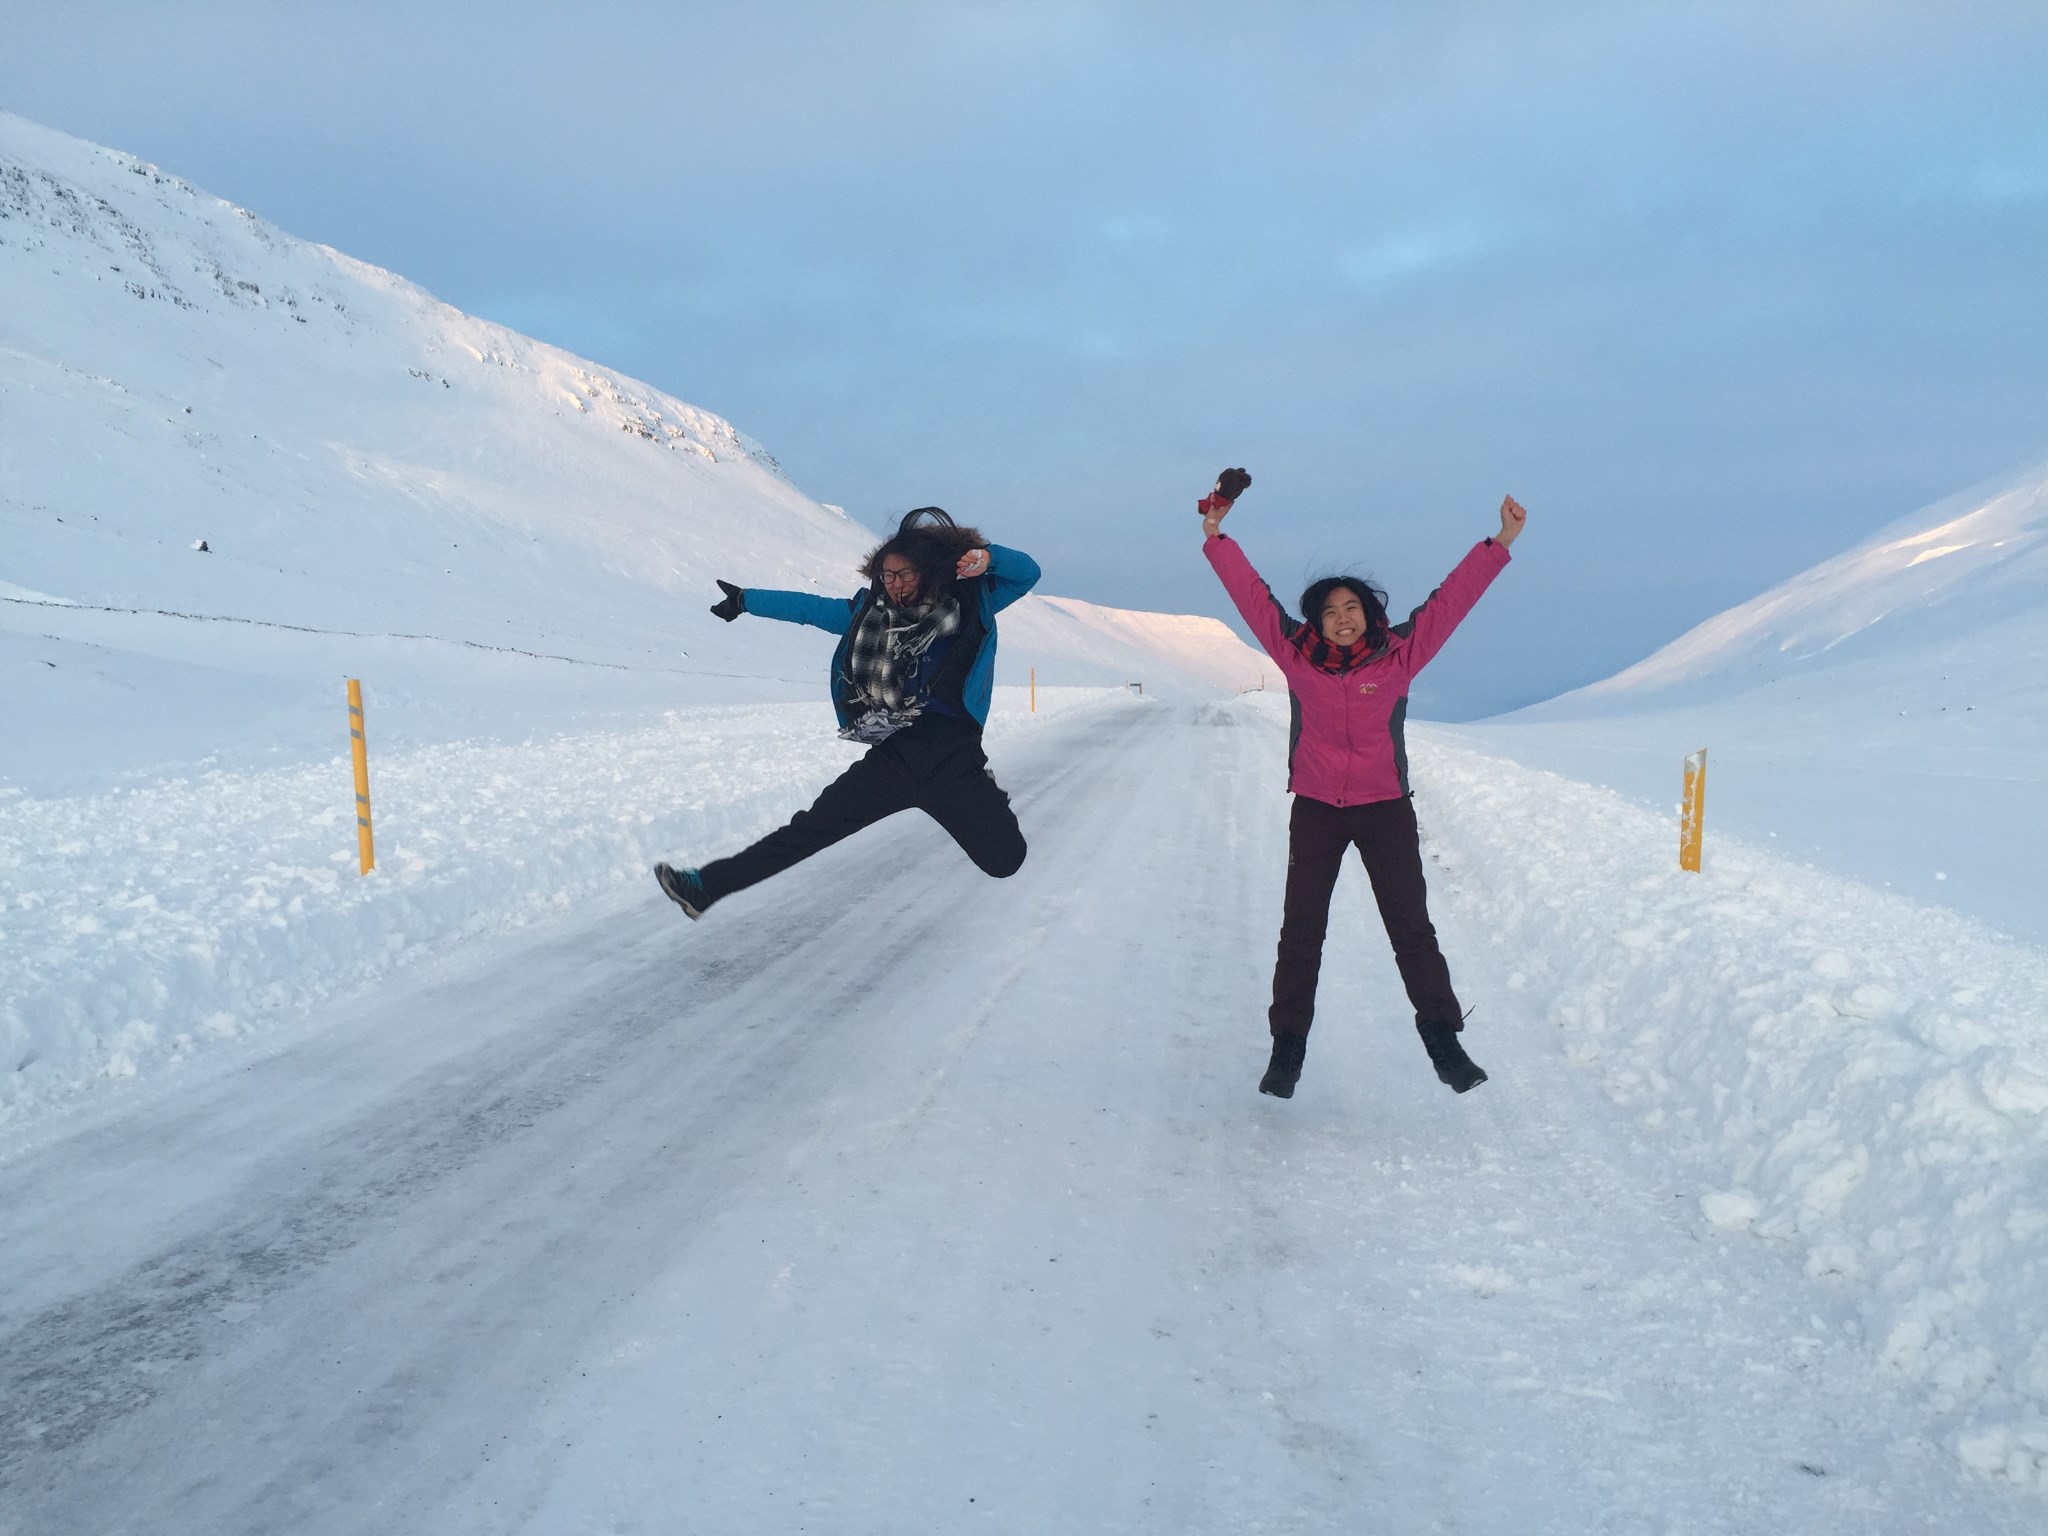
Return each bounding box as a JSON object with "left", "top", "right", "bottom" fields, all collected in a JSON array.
[
  {"left": 1568, "top": 461, "right": 2048, "bottom": 708},
  {"left": 1445, "top": 460, "right": 2048, "bottom": 941},
  {"left": 0, "top": 110, "right": 1264, "bottom": 791}
]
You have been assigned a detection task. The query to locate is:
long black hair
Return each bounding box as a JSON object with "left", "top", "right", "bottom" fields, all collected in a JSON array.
[
  {"left": 860, "top": 507, "right": 988, "bottom": 602},
  {"left": 1298, "top": 574, "right": 1391, "bottom": 647}
]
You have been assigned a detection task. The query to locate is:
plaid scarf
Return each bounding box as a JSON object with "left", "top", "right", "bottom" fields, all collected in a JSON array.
[
  {"left": 839, "top": 591, "right": 964, "bottom": 740},
  {"left": 1288, "top": 620, "right": 1382, "bottom": 675}
]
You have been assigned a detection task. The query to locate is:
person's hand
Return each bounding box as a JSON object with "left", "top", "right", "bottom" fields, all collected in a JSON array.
[
  {"left": 956, "top": 547, "right": 991, "bottom": 579},
  {"left": 1497, "top": 494, "right": 1528, "bottom": 548},
  {"left": 1200, "top": 467, "right": 1249, "bottom": 538},
  {"left": 709, "top": 579, "right": 745, "bottom": 621}
]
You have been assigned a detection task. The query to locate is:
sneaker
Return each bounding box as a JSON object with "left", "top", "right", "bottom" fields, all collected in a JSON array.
[
  {"left": 653, "top": 862, "right": 710, "bottom": 919},
  {"left": 1417, "top": 1020, "right": 1488, "bottom": 1093},
  {"left": 1260, "top": 1032, "right": 1308, "bottom": 1099}
]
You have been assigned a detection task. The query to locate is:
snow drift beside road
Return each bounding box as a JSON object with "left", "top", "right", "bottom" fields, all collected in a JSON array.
[
  {"left": 1403, "top": 720, "right": 2048, "bottom": 1489},
  {"left": 0, "top": 687, "right": 1125, "bottom": 1133}
]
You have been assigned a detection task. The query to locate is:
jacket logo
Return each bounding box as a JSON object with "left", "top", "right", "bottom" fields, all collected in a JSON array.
[{"left": 1358, "top": 682, "right": 1378, "bottom": 694}]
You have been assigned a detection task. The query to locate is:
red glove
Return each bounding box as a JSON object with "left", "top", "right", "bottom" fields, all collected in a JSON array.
[{"left": 1198, "top": 467, "right": 1251, "bottom": 517}]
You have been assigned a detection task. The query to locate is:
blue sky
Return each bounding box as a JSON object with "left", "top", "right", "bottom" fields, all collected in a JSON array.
[{"left": 6, "top": 1, "right": 2045, "bottom": 715}]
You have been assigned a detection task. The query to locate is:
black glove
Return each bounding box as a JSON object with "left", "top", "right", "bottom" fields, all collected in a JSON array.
[
  {"left": 709, "top": 579, "right": 745, "bottom": 622},
  {"left": 1215, "top": 467, "right": 1251, "bottom": 502}
]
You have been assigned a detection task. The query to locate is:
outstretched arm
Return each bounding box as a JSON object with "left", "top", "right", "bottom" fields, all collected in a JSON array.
[
  {"left": 730, "top": 585, "right": 860, "bottom": 636},
  {"left": 1395, "top": 495, "right": 1527, "bottom": 674}
]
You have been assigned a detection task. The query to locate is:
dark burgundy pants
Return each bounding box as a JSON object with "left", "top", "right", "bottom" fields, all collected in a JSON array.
[{"left": 1269, "top": 793, "right": 1463, "bottom": 1039}]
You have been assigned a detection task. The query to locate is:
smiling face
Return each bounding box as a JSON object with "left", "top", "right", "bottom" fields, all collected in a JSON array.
[
  {"left": 1319, "top": 586, "right": 1369, "bottom": 647},
  {"left": 878, "top": 555, "right": 923, "bottom": 606}
]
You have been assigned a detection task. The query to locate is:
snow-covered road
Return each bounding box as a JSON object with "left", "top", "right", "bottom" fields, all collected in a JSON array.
[{"left": 0, "top": 703, "right": 2037, "bottom": 1534}]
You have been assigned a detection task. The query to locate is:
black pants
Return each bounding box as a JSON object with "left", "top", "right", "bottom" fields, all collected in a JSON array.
[
  {"left": 1269, "top": 794, "right": 1463, "bottom": 1038},
  {"left": 697, "top": 718, "right": 1025, "bottom": 907}
]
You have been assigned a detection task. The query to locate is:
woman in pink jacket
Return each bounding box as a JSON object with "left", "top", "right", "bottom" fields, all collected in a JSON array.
[{"left": 1199, "top": 470, "right": 1528, "bottom": 1100}]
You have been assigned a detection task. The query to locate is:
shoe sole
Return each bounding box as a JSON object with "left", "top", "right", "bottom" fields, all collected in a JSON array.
[
  {"left": 1440, "top": 1067, "right": 1488, "bottom": 1094},
  {"left": 652, "top": 863, "right": 704, "bottom": 920}
]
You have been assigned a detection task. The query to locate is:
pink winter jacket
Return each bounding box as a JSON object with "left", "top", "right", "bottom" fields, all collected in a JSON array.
[{"left": 1205, "top": 532, "right": 1511, "bottom": 807}]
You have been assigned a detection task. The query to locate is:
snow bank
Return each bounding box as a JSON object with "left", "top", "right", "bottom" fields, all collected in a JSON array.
[
  {"left": 0, "top": 688, "right": 1126, "bottom": 1134},
  {"left": 1406, "top": 725, "right": 2048, "bottom": 1487}
]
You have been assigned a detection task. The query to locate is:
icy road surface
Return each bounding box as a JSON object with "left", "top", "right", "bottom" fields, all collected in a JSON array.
[{"left": 0, "top": 703, "right": 2036, "bottom": 1534}]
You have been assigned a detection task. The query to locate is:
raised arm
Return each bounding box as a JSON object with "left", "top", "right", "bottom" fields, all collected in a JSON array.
[
  {"left": 977, "top": 543, "right": 1040, "bottom": 614},
  {"left": 1393, "top": 496, "right": 1527, "bottom": 674},
  {"left": 1198, "top": 495, "right": 1300, "bottom": 666}
]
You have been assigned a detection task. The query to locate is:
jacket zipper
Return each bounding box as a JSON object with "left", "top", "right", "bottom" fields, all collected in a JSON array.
[{"left": 1338, "top": 671, "right": 1354, "bottom": 806}]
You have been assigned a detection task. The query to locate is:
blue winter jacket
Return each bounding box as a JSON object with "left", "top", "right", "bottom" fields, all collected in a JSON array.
[{"left": 742, "top": 544, "right": 1041, "bottom": 729}]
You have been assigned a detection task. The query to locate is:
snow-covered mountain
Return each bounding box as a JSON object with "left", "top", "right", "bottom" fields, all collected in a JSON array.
[
  {"left": 0, "top": 110, "right": 1265, "bottom": 791},
  {"left": 1551, "top": 457, "right": 2048, "bottom": 714},
  {"left": 1443, "top": 459, "right": 2048, "bottom": 940}
]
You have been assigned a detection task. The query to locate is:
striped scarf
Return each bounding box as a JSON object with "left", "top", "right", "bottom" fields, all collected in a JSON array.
[
  {"left": 839, "top": 592, "right": 963, "bottom": 740},
  {"left": 1289, "top": 620, "right": 1382, "bottom": 675}
]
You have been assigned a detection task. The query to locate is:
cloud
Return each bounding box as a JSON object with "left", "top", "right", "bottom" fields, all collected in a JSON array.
[{"left": 1338, "top": 226, "right": 1492, "bottom": 294}]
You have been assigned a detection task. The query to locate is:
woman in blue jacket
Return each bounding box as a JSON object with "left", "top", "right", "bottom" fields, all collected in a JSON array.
[{"left": 655, "top": 509, "right": 1041, "bottom": 919}]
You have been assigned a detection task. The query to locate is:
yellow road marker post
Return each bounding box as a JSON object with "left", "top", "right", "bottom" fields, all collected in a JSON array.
[
  {"left": 1680, "top": 747, "right": 1707, "bottom": 873},
  {"left": 1030, "top": 666, "right": 1036, "bottom": 714},
  {"left": 347, "top": 678, "right": 375, "bottom": 875}
]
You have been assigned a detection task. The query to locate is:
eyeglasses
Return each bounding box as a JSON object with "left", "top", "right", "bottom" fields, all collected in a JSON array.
[{"left": 879, "top": 567, "right": 920, "bottom": 586}]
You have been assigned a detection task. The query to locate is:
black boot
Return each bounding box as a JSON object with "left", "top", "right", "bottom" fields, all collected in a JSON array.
[
  {"left": 1417, "top": 1020, "right": 1487, "bottom": 1093},
  {"left": 1260, "top": 1032, "right": 1308, "bottom": 1099}
]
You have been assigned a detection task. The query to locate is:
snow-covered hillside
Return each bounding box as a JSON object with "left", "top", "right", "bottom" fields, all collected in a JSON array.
[
  {"left": 1567, "top": 460, "right": 2048, "bottom": 707},
  {"left": 1442, "top": 459, "right": 2048, "bottom": 941},
  {"left": 0, "top": 114, "right": 847, "bottom": 647},
  {"left": 0, "top": 110, "right": 1264, "bottom": 793}
]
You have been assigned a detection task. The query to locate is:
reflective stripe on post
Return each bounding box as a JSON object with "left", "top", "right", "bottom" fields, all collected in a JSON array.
[
  {"left": 347, "top": 678, "right": 375, "bottom": 875},
  {"left": 1679, "top": 747, "right": 1707, "bottom": 873}
]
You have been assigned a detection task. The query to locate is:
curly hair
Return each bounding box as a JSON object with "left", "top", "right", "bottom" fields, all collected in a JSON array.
[
  {"left": 860, "top": 507, "right": 989, "bottom": 599},
  {"left": 1298, "top": 574, "right": 1391, "bottom": 646}
]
